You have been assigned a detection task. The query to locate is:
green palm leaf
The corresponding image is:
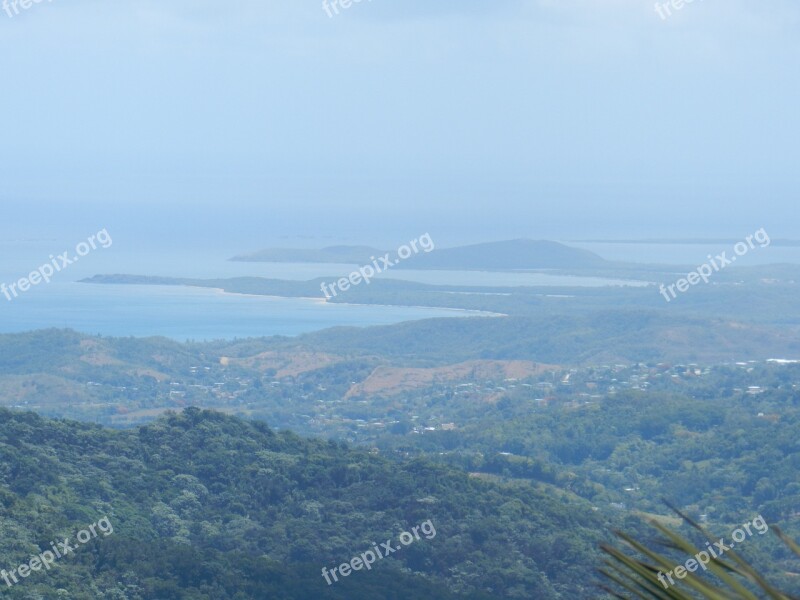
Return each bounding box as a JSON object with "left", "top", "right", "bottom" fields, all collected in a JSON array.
[{"left": 601, "top": 507, "right": 800, "bottom": 600}]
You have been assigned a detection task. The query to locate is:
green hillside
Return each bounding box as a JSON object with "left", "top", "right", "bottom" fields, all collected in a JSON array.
[{"left": 0, "top": 408, "right": 615, "bottom": 599}]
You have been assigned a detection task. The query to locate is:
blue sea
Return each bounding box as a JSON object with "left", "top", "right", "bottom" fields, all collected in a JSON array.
[
  {"left": 6, "top": 238, "right": 785, "bottom": 341},
  {"left": 0, "top": 242, "right": 503, "bottom": 340},
  {"left": 0, "top": 282, "right": 494, "bottom": 341}
]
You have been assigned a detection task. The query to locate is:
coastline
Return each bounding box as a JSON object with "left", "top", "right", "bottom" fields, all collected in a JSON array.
[
  {"left": 80, "top": 279, "right": 505, "bottom": 317},
  {"left": 207, "top": 285, "right": 507, "bottom": 317}
]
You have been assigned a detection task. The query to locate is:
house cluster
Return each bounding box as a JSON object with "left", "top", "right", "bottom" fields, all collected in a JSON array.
[{"left": 75, "top": 357, "right": 797, "bottom": 430}]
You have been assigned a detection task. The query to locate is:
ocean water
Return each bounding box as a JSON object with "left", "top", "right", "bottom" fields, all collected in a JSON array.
[
  {"left": 0, "top": 242, "right": 501, "bottom": 340},
  {"left": 0, "top": 238, "right": 658, "bottom": 340},
  {"left": 0, "top": 239, "right": 723, "bottom": 341},
  {"left": 0, "top": 282, "right": 493, "bottom": 341}
]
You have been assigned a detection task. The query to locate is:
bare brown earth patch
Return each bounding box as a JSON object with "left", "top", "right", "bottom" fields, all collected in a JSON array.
[
  {"left": 345, "top": 359, "right": 559, "bottom": 398},
  {"left": 78, "top": 339, "right": 124, "bottom": 367},
  {"left": 231, "top": 351, "right": 344, "bottom": 378}
]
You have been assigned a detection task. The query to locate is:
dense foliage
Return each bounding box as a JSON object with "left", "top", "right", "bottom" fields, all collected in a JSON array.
[
  {"left": 0, "top": 408, "right": 612, "bottom": 599},
  {"left": 3, "top": 330, "right": 800, "bottom": 597}
]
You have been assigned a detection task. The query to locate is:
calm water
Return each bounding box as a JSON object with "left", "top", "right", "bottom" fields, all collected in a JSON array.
[
  {"left": 3, "top": 239, "right": 759, "bottom": 340},
  {"left": 0, "top": 282, "right": 492, "bottom": 341},
  {"left": 0, "top": 242, "right": 503, "bottom": 340}
]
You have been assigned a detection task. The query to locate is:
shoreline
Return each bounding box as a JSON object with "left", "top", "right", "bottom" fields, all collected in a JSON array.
[
  {"left": 207, "top": 285, "right": 506, "bottom": 317},
  {"left": 81, "top": 279, "right": 506, "bottom": 318}
]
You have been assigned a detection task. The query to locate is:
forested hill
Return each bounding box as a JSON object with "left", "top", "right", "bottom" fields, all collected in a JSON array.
[{"left": 0, "top": 408, "right": 614, "bottom": 599}]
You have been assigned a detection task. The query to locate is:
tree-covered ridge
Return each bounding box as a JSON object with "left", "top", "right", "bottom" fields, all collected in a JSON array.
[
  {"left": 0, "top": 408, "right": 612, "bottom": 599},
  {"left": 3, "top": 331, "right": 799, "bottom": 596}
]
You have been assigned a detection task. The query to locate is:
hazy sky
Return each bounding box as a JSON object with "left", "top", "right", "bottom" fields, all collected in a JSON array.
[{"left": 1, "top": 0, "right": 798, "bottom": 248}]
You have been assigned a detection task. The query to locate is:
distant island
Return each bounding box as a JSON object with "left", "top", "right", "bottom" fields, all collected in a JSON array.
[{"left": 231, "top": 239, "right": 612, "bottom": 271}]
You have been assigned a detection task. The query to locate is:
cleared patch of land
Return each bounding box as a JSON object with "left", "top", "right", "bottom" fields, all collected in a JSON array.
[
  {"left": 345, "top": 359, "right": 558, "bottom": 398},
  {"left": 229, "top": 351, "right": 344, "bottom": 377}
]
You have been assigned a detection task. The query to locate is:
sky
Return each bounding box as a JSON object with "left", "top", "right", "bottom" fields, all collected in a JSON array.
[{"left": 1, "top": 0, "right": 798, "bottom": 251}]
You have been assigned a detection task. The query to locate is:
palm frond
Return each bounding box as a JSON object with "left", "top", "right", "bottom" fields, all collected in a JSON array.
[{"left": 600, "top": 509, "right": 800, "bottom": 600}]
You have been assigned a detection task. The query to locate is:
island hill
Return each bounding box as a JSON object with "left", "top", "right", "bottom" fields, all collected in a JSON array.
[
  {"left": 82, "top": 239, "right": 662, "bottom": 315},
  {"left": 81, "top": 239, "right": 629, "bottom": 312},
  {"left": 81, "top": 236, "right": 800, "bottom": 318},
  {"left": 229, "top": 239, "right": 612, "bottom": 271}
]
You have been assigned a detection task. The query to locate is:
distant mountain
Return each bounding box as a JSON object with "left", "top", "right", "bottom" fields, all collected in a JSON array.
[
  {"left": 398, "top": 239, "right": 609, "bottom": 270},
  {"left": 231, "top": 239, "right": 610, "bottom": 271}
]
